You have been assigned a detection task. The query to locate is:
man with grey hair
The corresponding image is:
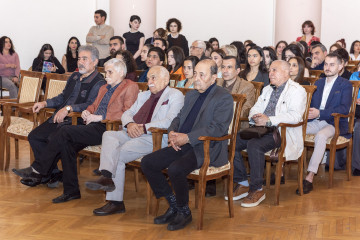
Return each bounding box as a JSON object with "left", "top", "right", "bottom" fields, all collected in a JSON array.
[
  {"left": 311, "top": 43, "right": 327, "bottom": 70},
  {"left": 229, "top": 60, "right": 306, "bottom": 208},
  {"left": 12, "top": 46, "right": 132, "bottom": 203},
  {"left": 85, "top": 65, "right": 184, "bottom": 216},
  {"left": 190, "top": 40, "right": 206, "bottom": 60}
]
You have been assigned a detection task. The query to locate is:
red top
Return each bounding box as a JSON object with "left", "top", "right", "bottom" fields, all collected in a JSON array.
[{"left": 296, "top": 36, "right": 320, "bottom": 46}]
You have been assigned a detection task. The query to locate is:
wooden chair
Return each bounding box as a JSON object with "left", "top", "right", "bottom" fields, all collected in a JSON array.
[
  {"left": 345, "top": 65, "right": 357, "bottom": 73},
  {"left": 137, "top": 82, "right": 148, "bottom": 92},
  {"left": 250, "top": 81, "right": 264, "bottom": 100},
  {"left": 169, "top": 74, "right": 182, "bottom": 87},
  {"left": 303, "top": 77, "right": 318, "bottom": 86},
  {"left": 348, "top": 60, "right": 360, "bottom": 67},
  {"left": 97, "top": 67, "right": 106, "bottom": 78},
  {"left": 0, "top": 70, "right": 44, "bottom": 170},
  {"left": 304, "top": 81, "right": 360, "bottom": 188},
  {"left": 135, "top": 70, "right": 144, "bottom": 78},
  {"left": 309, "top": 70, "right": 324, "bottom": 78}
]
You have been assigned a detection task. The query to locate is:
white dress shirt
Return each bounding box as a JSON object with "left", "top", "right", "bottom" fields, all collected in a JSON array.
[{"left": 319, "top": 76, "right": 337, "bottom": 110}]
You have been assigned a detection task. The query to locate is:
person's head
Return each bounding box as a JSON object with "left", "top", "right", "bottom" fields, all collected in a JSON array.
[
  {"left": 288, "top": 57, "right": 305, "bottom": 83},
  {"left": 115, "top": 50, "right": 137, "bottom": 73},
  {"left": 166, "top": 18, "right": 182, "bottom": 34},
  {"left": 210, "top": 49, "right": 226, "bottom": 69},
  {"left": 269, "top": 60, "right": 291, "bottom": 87},
  {"left": 222, "top": 56, "right": 241, "bottom": 81},
  {"left": 324, "top": 53, "right": 343, "bottom": 78},
  {"left": 66, "top": 37, "right": 81, "bottom": 58},
  {"left": 329, "top": 43, "right": 342, "bottom": 53},
  {"left": 350, "top": 40, "right": 360, "bottom": 54},
  {"left": 231, "top": 41, "right": 245, "bottom": 58},
  {"left": 334, "top": 48, "right": 350, "bottom": 66},
  {"left": 153, "top": 28, "right": 167, "bottom": 39},
  {"left": 147, "top": 66, "right": 170, "bottom": 94},
  {"left": 77, "top": 45, "right": 99, "bottom": 74},
  {"left": 275, "top": 41, "right": 288, "bottom": 57},
  {"left": 301, "top": 20, "right": 315, "bottom": 35},
  {"left": 311, "top": 44, "right": 327, "bottom": 64},
  {"left": 109, "top": 36, "right": 125, "bottom": 55},
  {"left": 153, "top": 38, "right": 167, "bottom": 51},
  {"left": 336, "top": 39, "right": 346, "bottom": 49},
  {"left": 309, "top": 40, "right": 321, "bottom": 52},
  {"left": 221, "top": 45, "right": 238, "bottom": 57},
  {"left": 247, "top": 46, "right": 266, "bottom": 69},
  {"left": 104, "top": 58, "right": 127, "bottom": 87},
  {"left": 205, "top": 42, "right": 213, "bottom": 57},
  {"left": 182, "top": 56, "right": 199, "bottom": 80},
  {"left": 140, "top": 44, "right": 153, "bottom": 62},
  {"left": 129, "top": 15, "right": 141, "bottom": 30},
  {"left": 94, "top": 9, "right": 107, "bottom": 25},
  {"left": 167, "top": 46, "right": 185, "bottom": 72},
  {"left": 0, "top": 36, "right": 15, "bottom": 55},
  {"left": 263, "top": 47, "right": 277, "bottom": 69},
  {"left": 190, "top": 40, "right": 206, "bottom": 58},
  {"left": 193, "top": 59, "right": 218, "bottom": 93},
  {"left": 282, "top": 44, "right": 304, "bottom": 62},
  {"left": 146, "top": 47, "right": 165, "bottom": 68},
  {"left": 37, "top": 44, "right": 54, "bottom": 61},
  {"left": 298, "top": 41, "right": 309, "bottom": 55},
  {"left": 245, "top": 43, "right": 256, "bottom": 53},
  {"left": 244, "top": 40, "right": 253, "bottom": 48},
  {"left": 209, "top": 38, "right": 219, "bottom": 50}
]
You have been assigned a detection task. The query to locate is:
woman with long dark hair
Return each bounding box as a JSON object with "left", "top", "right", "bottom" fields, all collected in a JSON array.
[
  {"left": 289, "top": 56, "right": 309, "bottom": 85},
  {"left": 281, "top": 44, "right": 310, "bottom": 77},
  {"left": 275, "top": 40, "right": 288, "bottom": 60},
  {"left": 211, "top": 49, "right": 226, "bottom": 78},
  {"left": 32, "top": 44, "right": 65, "bottom": 74},
  {"left": 115, "top": 50, "right": 138, "bottom": 82},
  {"left": 167, "top": 46, "right": 185, "bottom": 80},
  {"left": 350, "top": 40, "right": 360, "bottom": 61},
  {"left": 176, "top": 56, "right": 199, "bottom": 88},
  {"left": 62, "top": 36, "right": 81, "bottom": 73},
  {"left": 262, "top": 47, "right": 277, "bottom": 70}
]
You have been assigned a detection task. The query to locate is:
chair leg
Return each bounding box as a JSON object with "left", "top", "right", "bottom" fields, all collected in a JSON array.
[
  {"left": 274, "top": 161, "right": 282, "bottom": 205},
  {"left": 76, "top": 155, "right": 80, "bottom": 175},
  {"left": 5, "top": 136, "right": 10, "bottom": 170},
  {"left": 227, "top": 175, "right": 234, "bottom": 218},
  {"left": 0, "top": 131, "right": 4, "bottom": 170},
  {"left": 197, "top": 178, "right": 206, "bottom": 230},
  {"left": 346, "top": 142, "right": 352, "bottom": 181},
  {"left": 303, "top": 147, "right": 308, "bottom": 172},
  {"left": 15, "top": 138, "right": 19, "bottom": 159},
  {"left": 265, "top": 161, "right": 271, "bottom": 189},
  {"left": 146, "top": 180, "right": 152, "bottom": 215},
  {"left": 194, "top": 181, "right": 199, "bottom": 209},
  {"left": 297, "top": 152, "right": 304, "bottom": 196},
  {"left": 134, "top": 168, "right": 139, "bottom": 192},
  {"left": 328, "top": 148, "right": 336, "bottom": 188}
]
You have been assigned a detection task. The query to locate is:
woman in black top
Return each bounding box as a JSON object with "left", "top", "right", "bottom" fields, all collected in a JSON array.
[
  {"left": 62, "top": 36, "right": 80, "bottom": 73},
  {"left": 166, "top": 18, "right": 189, "bottom": 57},
  {"left": 123, "top": 15, "right": 145, "bottom": 67}
]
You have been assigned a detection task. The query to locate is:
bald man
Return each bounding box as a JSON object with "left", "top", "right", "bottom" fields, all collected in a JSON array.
[
  {"left": 85, "top": 66, "right": 184, "bottom": 216},
  {"left": 141, "top": 59, "right": 234, "bottom": 231},
  {"left": 230, "top": 60, "right": 307, "bottom": 208}
]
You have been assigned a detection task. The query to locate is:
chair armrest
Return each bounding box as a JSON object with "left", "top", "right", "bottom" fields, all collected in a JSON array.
[
  {"left": 239, "top": 117, "right": 248, "bottom": 122},
  {"left": 67, "top": 111, "right": 82, "bottom": 125},
  {"left": 331, "top": 113, "right": 352, "bottom": 118},
  {"left": 278, "top": 122, "right": 303, "bottom": 128},
  {"left": 198, "top": 135, "right": 231, "bottom": 141},
  {"left": 102, "top": 119, "right": 122, "bottom": 131},
  {"left": 0, "top": 99, "right": 17, "bottom": 105},
  {"left": 148, "top": 128, "right": 168, "bottom": 152},
  {"left": 148, "top": 127, "right": 168, "bottom": 134}
]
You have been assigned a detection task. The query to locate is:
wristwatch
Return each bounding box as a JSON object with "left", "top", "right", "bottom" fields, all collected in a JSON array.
[
  {"left": 266, "top": 119, "right": 272, "bottom": 127},
  {"left": 65, "top": 106, "right": 71, "bottom": 113}
]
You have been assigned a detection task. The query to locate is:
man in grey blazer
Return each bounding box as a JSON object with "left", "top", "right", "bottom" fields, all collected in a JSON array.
[
  {"left": 85, "top": 66, "right": 184, "bottom": 216},
  {"left": 141, "top": 59, "right": 234, "bottom": 231}
]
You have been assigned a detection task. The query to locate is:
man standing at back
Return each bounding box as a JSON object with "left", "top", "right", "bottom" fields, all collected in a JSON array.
[{"left": 87, "top": 9, "right": 114, "bottom": 59}]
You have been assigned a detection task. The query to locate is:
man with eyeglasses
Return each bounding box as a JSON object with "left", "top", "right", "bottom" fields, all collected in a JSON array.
[
  {"left": 190, "top": 40, "right": 206, "bottom": 60},
  {"left": 98, "top": 36, "right": 125, "bottom": 67},
  {"left": 85, "top": 66, "right": 184, "bottom": 216},
  {"left": 138, "top": 47, "right": 165, "bottom": 82},
  {"left": 12, "top": 45, "right": 106, "bottom": 194}
]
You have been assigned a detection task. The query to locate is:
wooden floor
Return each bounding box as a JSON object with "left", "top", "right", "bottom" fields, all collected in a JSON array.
[{"left": 1, "top": 140, "right": 360, "bottom": 240}]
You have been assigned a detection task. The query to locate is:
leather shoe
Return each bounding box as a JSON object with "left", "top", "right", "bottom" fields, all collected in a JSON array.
[
  {"left": 167, "top": 212, "right": 192, "bottom": 231},
  {"left": 12, "top": 167, "right": 37, "bottom": 178},
  {"left": 85, "top": 176, "right": 115, "bottom": 192},
  {"left": 52, "top": 192, "right": 81, "bottom": 203},
  {"left": 47, "top": 171, "right": 63, "bottom": 188},
  {"left": 263, "top": 173, "right": 285, "bottom": 186},
  {"left": 93, "top": 168, "right": 101, "bottom": 176},
  {"left": 296, "top": 180, "right": 313, "bottom": 195},
  {"left": 154, "top": 208, "right": 177, "bottom": 224},
  {"left": 20, "top": 178, "right": 42, "bottom": 187},
  {"left": 93, "top": 201, "right": 125, "bottom": 216},
  {"left": 353, "top": 168, "right": 360, "bottom": 176},
  {"left": 205, "top": 180, "right": 216, "bottom": 197}
]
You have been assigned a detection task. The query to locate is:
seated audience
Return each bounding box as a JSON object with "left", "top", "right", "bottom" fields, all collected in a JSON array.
[
  {"left": 282, "top": 44, "right": 310, "bottom": 77},
  {"left": 176, "top": 56, "right": 199, "bottom": 88},
  {"left": 230, "top": 60, "right": 306, "bottom": 207},
  {"left": 209, "top": 37, "right": 219, "bottom": 50},
  {"left": 239, "top": 45, "right": 270, "bottom": 86},
  {"left": 296, "top": 20, "right": 320, "bottom": 46},
  {"left": 231, "top": 41, "right": 246, "bottom": 64},
  {"left": 352, "top": 90, "right": 360, "bottom": 176},
  {"left": 275, "top": 40, "right": 288, "bottom": 60},
  {"left": 300, "top": 53, "right": 352, "bottom": 195},
  {"left": 12, "top": 46, "right": 109, "bottom": 203},
  {"left": 205, "top": 42, "right": 213, "bottom": 57},
  {"left": 244, "top": 40, "right": 253, "bottom": 49},
  {"left": 138, "top": 47, "right": 165, "bottom": 82},
  {"left": 98, "top": 36, "right": 125, "bottom": 67},
  {"left": 0, "top": 36, "right": 20, "bottom": 98},
  {"left": 85, "top": 66, "right": 184, "bottom": 215},
  {"left": 145, "top": 28, "right": 167, "bottom": 44},
  {"left": 141, "top": 59, "right": 234, "bottom": 231},
  {"left": 329, "top": 43, "right": 342, "bottom": 53},
  {"left": 221, "top": 45, "right": 238, "bottom": 58},
  {"left": 336, "top": 39, "right": 346, "bottom": 49},
  {"left": 167, "top": 46, "right": 185, "bottom": 80},
  {"left": 32, "top": 44, "right": 65, "bottom": 74},
  {"left": 190, "top": 40, "right": 206, "bottom": 60},
  {"left": 138, "top": 44, "right": 153, "bottom": 70},
  {"left": 210, "top": 49, "right": 226, "bottom": 78},
  {"left": 319, "top": 48, "right": 352, "bottom": 80},
  {"left": 350, "top": 40, "right": 360, "bottom": 61},
  {"left": 310, "top": 43, "right": 327, "bottom": 70},
  {"left": 263, "top": 47, "right": 277, "bottom": 70},
  {"left": 245, "top": 43, "right": 256, "bottom": 54},
  {"left": 115, "top": 50, "right": 138, "bottom": 81},
  {"left": 62, "top": 36, "right": 81, "bottom": 73},
  {"left": 154, "top": 38, "right": 167, "bottom": 51},
  {"left": 166, "top": 18, "right": 189, "bottom": 56},
  {"left": 289, "top": 56, "right": 310, "bottom": 85}
]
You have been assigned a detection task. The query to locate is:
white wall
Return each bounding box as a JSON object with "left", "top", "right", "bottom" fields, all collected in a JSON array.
[
  {"left": 1, "top": 0, "right": 97, "bottom": 70},
  {"left": 156, "top": 0, "right": 275, "bottom": 48}
]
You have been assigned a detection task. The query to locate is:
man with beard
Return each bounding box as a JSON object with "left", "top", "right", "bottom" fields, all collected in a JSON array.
[{"left": 98, "top": 36, "right": 125, "bottom": 67}]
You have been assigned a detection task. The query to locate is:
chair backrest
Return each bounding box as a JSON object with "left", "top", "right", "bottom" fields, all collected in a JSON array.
[
  {"left": 18, "top": 70, "right": 43, "bottom": 103},
  {"left": 348, "top": 81, "right": 360, "bottom": 133},
  {"left": 97, "top": 67, "right": 106, "bottom": 78},
  {"left": 303, "top": 77, "right": 318, "bottom": 86},
  {"left": 309, "top": 70, "right": 324, "bottom": 78},
  {"left": 345, "top": 65, "right": 357, "bottom": 73},
  {"left": 175, "top": 87, "right": 193, "bottom": 96},
  {"left": 136, "top": 70, "right": 144, "bottom": 78},
  {"left": 250, "top": 81, "right": 264, "bottom": 101},
  {"left": 348, "top": 60, "right": 360, "bottom": 67},
  {"left": 44, "top": 73, "right": 68, "bottom": 100},
  {"left": 169, "top": 74, "right": 181, "bottom": 87},
  {"left": 301, "top": 85, "right": 317, "bottom": 139},
  {"left": 137, "top": 82, "right": 148, "bottom": 92}
]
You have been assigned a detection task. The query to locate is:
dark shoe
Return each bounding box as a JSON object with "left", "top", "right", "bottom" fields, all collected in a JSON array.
[
  {"left": 12, "top": 167, "right": 36, "bottom": 178},
  {"left": 47, "top": 171, "right": 63, "bottom": 188},
  {"left": 167, "top": 212, "right": 192, "bottom": 231},
  {"left": 205, "top": 180, "right": 216, "bottom": 197},
  {"left": 85, "top": 176, "right": 115, "bottom": 192},
  {"left": 296, "top": 180, "right": 313, "bottom": 195},
  {"left": 154, "top": 208, "right": 177, "bottom": 224},
  {"left": 263, "top": 173, "right": 285, "bottom": 186},
  {"left": 52, "top": 192, "right": 81, "bottom": 203},
  {"left": 353, "top": 168, "right": 360, "bottom": 176},
  {"left": 20, "top": 178, "right": 42, "bottom": 187},
  {"left": 187, "top": 179, "right": 195, "bottom": 190},
  {"left": 93, "top": 201, "right": 125, "bottom": 216},
  {"left": 93, "top": 168, "right": 101, "bottom": 176}
]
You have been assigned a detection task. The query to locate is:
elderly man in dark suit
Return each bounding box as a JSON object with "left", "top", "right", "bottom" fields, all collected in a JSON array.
[{"left": 141, "top": 59, "right": 233, "bottom": 231}]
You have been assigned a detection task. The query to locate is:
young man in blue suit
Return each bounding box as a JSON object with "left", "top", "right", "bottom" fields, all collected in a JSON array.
[{"left": 301, "top": 53, "right": 352, "bottom": 194}]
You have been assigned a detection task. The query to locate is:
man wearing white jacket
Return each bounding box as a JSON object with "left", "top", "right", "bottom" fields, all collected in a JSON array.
[{"left": 231, "top": 60, "right": 306, "bottom": 208}]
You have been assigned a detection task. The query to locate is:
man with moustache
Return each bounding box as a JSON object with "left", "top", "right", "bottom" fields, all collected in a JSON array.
[{"left": 98, "top": 36, "right": 125, "bottom": 67}]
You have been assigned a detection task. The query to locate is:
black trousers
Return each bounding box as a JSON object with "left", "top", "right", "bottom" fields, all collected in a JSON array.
[
  {"left": 141, "top": 144, "right": 198, "bottom": 207},
  {"left": 29, "top": 121, "right": 106, "bottom": 194},
  {"left": 233, "top": 133, "right": 279, "bottom": 191}
]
